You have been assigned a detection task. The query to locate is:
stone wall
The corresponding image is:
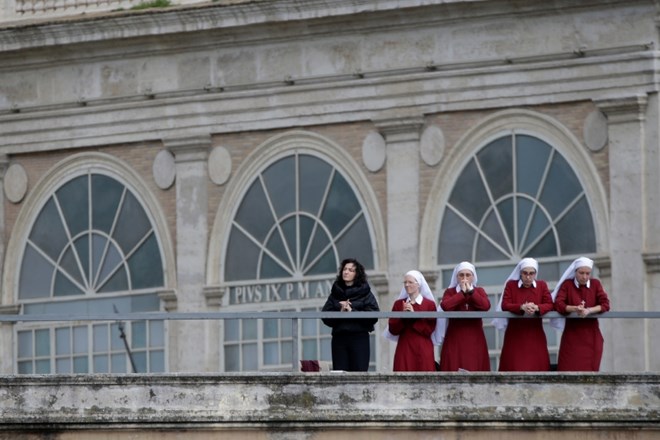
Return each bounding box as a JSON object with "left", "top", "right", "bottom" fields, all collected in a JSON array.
[{"left": 0, "top": 373, "right": 658, "bottom": 438}]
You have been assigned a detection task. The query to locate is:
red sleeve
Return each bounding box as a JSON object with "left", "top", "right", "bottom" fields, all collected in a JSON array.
[
  {"left": 594, "top": 279, "right": 611, "bottom": 312},
  {"left": 554, "top": 280, "right": 570, "bottom": 315},
  {"left": 501, "top": 281, "right": 524, "bottom": 315},
  {"left": 440, "top": 288, "right": 467, "bottom": 311},
  {"left": 467, "top": 287, "right": 491, "bottom": 311},
  {"left": 537, "top": 280, "right": 555, "bottom": 315},
  {"left": 409, "top": 298, "right": 438, "bottom": 337},
  {"left": 387, "top": 299, "right": 407, "bottom": 335}
]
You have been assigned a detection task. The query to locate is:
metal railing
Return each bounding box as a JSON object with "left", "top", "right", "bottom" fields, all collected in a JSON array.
[{"left": 2, "top": 310, "right": 659, "bottom": 372}]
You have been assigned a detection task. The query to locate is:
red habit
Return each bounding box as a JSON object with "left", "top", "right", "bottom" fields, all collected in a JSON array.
[
  {"left": 554, "top": 278, "right": 610, "bottom": 371},
  {"left": 498, "top": 279, "right": 554, "bottom": 371},
  {"left": 439, "top": 287, "right": 491, "bottom": 371},
  {"left": 388, "top": 296, "right": 437, "bottom": 371}
]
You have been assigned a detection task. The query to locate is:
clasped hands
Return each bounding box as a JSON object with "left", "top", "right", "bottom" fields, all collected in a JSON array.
[
  {"left": 575, "top": 300, "right": 591, "bottom": 317},
  {"left": 339, "top": 300, "right": 352, "bottom": 312},
  {"left": 520, "top": 301, "right": 539, "bottom": 315}
]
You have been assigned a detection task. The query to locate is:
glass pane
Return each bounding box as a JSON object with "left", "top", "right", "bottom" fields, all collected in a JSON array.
[
  {"left": 477, "top": 136, "right": 512, "bottom": 201},
  {"left": 113, "top": 191, "right": 151, "bottom": 254},
  {"left": 299, "top": 155, "right": 331, "bottom": 215},
  {"left": 57, "top": 358, "right": 72, "bottom": 373},
  {"left": 149, "top": 321, "right": 164, "bottom": 347},
  {"left": 320, "top": 338, "right": 331, "bottom": 361},
  {"left": 132, "top": 321, "right": 147, "bottom": 349},
  {"left": 438, "top": 208, "right": 476, "bottom": 264},
  {"left": 127, "top": 233, "right": 164, "bottom": 289},
  {"left": 556, "top": 197, "right": 596, "bottom": 254},
  {"left": 98, "top": 266, "right": 129, "bottom": 293},
  {"left": 94, "top": 355, "right": 109, "bottom": 373},
  {"left": 524, "top": 207, "right": 551, "bottom": 250},
  {"left": 448, "top": 159, "right": 490, "bottom": 226},
  {"left": 97, "top": 241, "right": 123, "bottom": 287},
  {"left": 539, "top": 152, "right": 582, "bottom": 219},
  {"left": 516, "top": 135, "right": 551, "bottom": 197},
  {"left": 133, "top": 352, "right": 146, "bottom": 373},
  {"left": 281, "top": 341, "right": 292, "bottom": 364},
  {"left": 263, "top": 342, "right": 279, "bottom": 365},
  {"left": 475, "top": 234, "right": 508, "bottom": 261},
  {"left": 497, "top": 198, "right": 515, "bottom": 251},
  {"left": 18, "top": 361, "right": 32, "bottom": 374},
  {"left": 73, "top": 326, "right": 87, "bottom": 354},
  {"left": 263, "top": 319, "right": 278, "bottom": 338},
  {"left": 320, "top": 173, "right": 361, "bottom": 236},
  {"left": 302, "top": 317, "right": 317, "bottom": 336},
  {"left": 264, "top": 228, "right": 290, "bottom": 272},
  {"left": 260, "top": 253, "right": 291, "bottom": 279},
  {"left": 225, "top": 320, "right": 239, "bottom": 342},
  {"left": 262, "top": 156, "right": 296, "bottom": 219},
  {"left": 56, "top": 175, "right": 89, "bottom": 237},
  {"left": 92, "top": 174, "right": 123, "bottom": 234},
  {"left": 305, "top": 227, "right": 331, "bottom": 268},
  {"left": 481, "top": 208, "right": 509, "bottom": 252},
  {"left": 281, "top": 317, "right": 292, "bottom": 338},
  {"left": 18, "top": 331, "right": 32, "bottom": 358},
  {"left": 35, "top": 359, "right": 51, "bottom": 374},
  {"left": 35, "top": 329, "right": 50, "bottom": 357},
  {"left": 93, "top": 324, "right": 109, "bottom": 351},
  {"left": 60, "top": 245, "right": 85, "bottom": 287},
  {"left": 527, "top": 231, "right": 558, "bottom": 257},
  {"left": 306, "top": 248, "right": 337, "bottom": 276},
  {"left": 302, "top": 340, "right": 317, "bottom": 360},
  {"left": 242, "top": 343, "right": 258, "bottom": 371},
  {"left": 243, "top": 319, "right": 257, "bottom": 340},
  {"left": 73, "top": 356, "right": 88, "bottom": 373},
  {"left": 111, "top": 353, "right": 127, "bottom": 373},
  {"left": 19, "top": 245, "right": 54, "bottom": 299},
  {"left": 234, "top": 182, "right": 273, "bottom": 243},
  {"left": 53, "top": 270, "right": 85, "bottom": 297},
  {"left": 29, "top": 198, "right": 68, "bottom": 262},
  {"left": 224, "top": 227, "right": 261, "bottom": 281},
  {"left": 335, "top": 215, "right": 374, "bottom": 270},
  {"left": 55, "top": 327, "right": 70, "bottom": 355},
  {"left": 149, "top": 351, "right": 165, "bottom": 373},
  {"left": 111, "top": 323, "right": 124, "bottom": 350},
  {"left": 225, "top": 345, "right": 240, "bottom": 371}
]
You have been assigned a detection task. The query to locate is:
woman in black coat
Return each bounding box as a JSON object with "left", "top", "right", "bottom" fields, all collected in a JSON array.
[{"left": 322, "top": 258, "right": 380, "bottom": 371}]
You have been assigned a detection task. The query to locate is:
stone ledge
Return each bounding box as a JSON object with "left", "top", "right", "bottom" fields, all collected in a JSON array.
[{"left": 0, "top": 373, "right": 658, "bottom": 430}]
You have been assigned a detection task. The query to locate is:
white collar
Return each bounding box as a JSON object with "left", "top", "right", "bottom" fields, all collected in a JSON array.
[
  {"left": 518, "top": 279, "right": 537, "bottom": 288},
  {"left": 574, "top": 278, "right": 590, "bottom": 288},
  {"left": 408, "top": 294, "right": 424, "bottom": 305}
]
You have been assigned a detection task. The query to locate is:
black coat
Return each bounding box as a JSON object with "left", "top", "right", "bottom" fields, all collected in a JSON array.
[{"left": 321, "top": 281, "right": 380, "bottom": 334}]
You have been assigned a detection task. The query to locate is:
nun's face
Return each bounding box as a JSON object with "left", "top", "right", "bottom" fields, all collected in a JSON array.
[
  {"left": 575, "top": 266, "right": 591, "bottom": 286},
  {"left": 520, "top": 266, "right": 537, "bottom": 288},
  {"left": 403, "top": 275, "right": 420, "bottom": 297}
]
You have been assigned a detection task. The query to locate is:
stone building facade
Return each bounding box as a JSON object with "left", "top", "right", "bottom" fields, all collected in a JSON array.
[{"left": 0, "top": 0, "right": 659, "bottom": 375}]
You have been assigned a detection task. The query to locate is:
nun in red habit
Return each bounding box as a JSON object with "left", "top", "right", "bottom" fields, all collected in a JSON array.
[
  {"left": 383, "top": 270, "right": 441, "bottom": 372},
  {"left": 438, "top": 262, "right": 491, "bottom": 372},
  {"left": 492, "top": 257, "right": 554, "bottom": 371},
  {"left": 552, "top": 257, "right": 611, "bottom": 371}
]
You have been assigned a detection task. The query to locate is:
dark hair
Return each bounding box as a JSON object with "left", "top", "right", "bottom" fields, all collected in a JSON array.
[{"left": 335, "top": 258, "right": 367, "bottom": 286}]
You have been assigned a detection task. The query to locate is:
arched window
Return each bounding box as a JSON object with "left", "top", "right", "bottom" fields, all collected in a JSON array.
[
  {"left": 222, "top": 151, "right": 376, "bottom": 371},
  {"left": 16, "top": 171, "right": 166, "bottom": 374},
  {"left": 437, "top": 133, "right": 597, "bottom": 367}
]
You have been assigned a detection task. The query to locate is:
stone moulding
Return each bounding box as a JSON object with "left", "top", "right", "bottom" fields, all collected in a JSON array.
[{"left": 0, "top": 373, "right": 658, "bottom": 431}]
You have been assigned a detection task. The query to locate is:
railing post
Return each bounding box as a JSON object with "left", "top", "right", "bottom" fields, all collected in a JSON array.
[{"left": 291, "top": 317, "right": 299, "bottom": 372}]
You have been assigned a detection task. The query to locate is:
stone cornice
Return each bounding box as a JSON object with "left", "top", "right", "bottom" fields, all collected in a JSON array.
[
  {"left": 643, "top": 252, "right": 660, "bottom": 274},
  {"left": 594, "top": 94, "right": 648, "bottom": 124},
  {"left": 163, "top": 135, "right": 211, "bottom": 163}
]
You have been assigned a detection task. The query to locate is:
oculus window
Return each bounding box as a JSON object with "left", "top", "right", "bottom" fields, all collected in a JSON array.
[{"left": 16, "top": 172, "right": 166, "bottom": 373}]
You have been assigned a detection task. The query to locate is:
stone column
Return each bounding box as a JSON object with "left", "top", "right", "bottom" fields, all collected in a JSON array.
[
  {"left": 164, "top": 135, "right": 211, "bottom": 372},
  {"left": 596, "top": 95, "right": 647, "bottom": 371},
  {"left": 374, "top": 113, "right": 423, "bottom": 371}
]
